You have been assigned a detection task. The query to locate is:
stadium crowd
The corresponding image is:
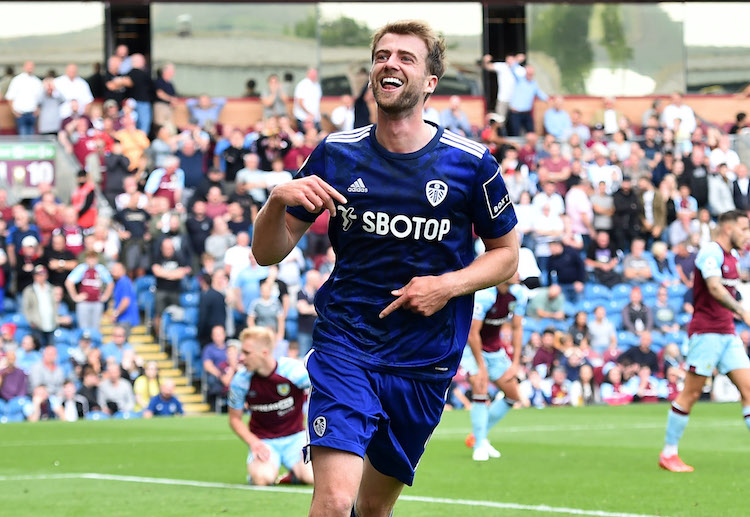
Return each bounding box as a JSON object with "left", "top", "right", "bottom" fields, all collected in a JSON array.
[{"left": 1, "top": 46, "right": 750, "bottom": 423}]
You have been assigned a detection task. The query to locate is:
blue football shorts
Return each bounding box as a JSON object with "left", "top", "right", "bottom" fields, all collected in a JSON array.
[
  {"left": 459, "top": 345, "right": 511, "bottom": 382},
  {"left": 304, "top": 349, "right": 451, "bottom": 486},
  {"left": 686, "top": 333, "right": 750, "bottom": 377},
  {"left": 247, "top": 430, "right": 306, "bottom": 470}
]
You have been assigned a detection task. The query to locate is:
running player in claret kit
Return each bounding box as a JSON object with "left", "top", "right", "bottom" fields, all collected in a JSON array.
[
  {"left": 228, "top": 327, "right": 313, "bottom": 486},
  {"left": 659, "top": 210, "right": 750, "bottom": 472},
  {"left": 463, "top": 272, "right": 526, "bottom": 461},
  {"left": 252, "top": 20, "right": 518, "bottom": 517}
]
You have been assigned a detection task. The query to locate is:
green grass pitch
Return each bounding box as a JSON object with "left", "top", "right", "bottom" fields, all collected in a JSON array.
[{"left": 1, "top": 403, "right": 747, "bottom": 516}]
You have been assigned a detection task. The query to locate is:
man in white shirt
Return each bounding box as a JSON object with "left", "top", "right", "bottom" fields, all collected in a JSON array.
[
  {"left": 330, "top": 94, "right": 355, "bottom": 132},
  {"left": 54, "top": 63, "right": 94, "bottom": 119},
  {"left": 709, "top": 134, "right": 740, "bottom": 174},
  {"left": 5, "top": 61, "right": 43, "bottom": 135},
  {"left": 661, "top": 92, "right": 696, "bottom": 135},
  {"left": 481, "top": 53, "right": 525, "bottom": 126},
  {"left": 293, "top": 68, "right": 322, "bottom": 129}
]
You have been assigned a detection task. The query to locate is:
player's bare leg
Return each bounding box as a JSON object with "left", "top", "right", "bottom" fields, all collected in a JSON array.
[
  {"left": 660, "top": 372, "right": 706, "bottom": 472},
  {"left": 291, "top": 458, "right": 314, "bottom": 485},
  {"left": 247, "top": 457, "right": 278, "bottom": 486},
  {"left": 308, "top": 446, "right": 363, "bottom": 517},
  {"left": 352, "top": 456, "right": 403, "bottom": 517},
  {"left": 726, "top": 368, "right": 750, "bottom": 431}
]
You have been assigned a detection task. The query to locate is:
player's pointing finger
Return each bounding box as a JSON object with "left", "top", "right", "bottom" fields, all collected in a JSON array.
[{"left": 379, "top": 296, "right": 406, "bottom": 319}]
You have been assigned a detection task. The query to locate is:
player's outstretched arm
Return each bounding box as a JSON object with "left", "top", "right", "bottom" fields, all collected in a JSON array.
[
  {"left": 252, "top": 176, "right": 346, "bottom": 266},
  {"left": 380, "top": 231, "right": 518, "bottom": 319}
]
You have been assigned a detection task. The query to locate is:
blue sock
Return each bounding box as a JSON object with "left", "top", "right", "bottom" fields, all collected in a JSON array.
[
  {"left": 470, "top": 395, "right": 489, "bottom": 446},
  {"left": 743, "top": 406, "right": 750, "bottom": 432},
  {"left": 665, "top": 402, "right": 690, "bottom": 447},
  {"left": 487, "top": 397, "right": 514, "bottom": 431}
]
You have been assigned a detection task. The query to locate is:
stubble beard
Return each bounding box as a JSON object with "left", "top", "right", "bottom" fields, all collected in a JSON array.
[{"left": 373, "top": 82, "right": 422, "bottom": 116}]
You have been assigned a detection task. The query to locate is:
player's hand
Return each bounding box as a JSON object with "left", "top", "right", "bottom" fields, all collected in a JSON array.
[
  {"left": 251, "top": 441, "right": 271, "bottom": 463},
  {"left": 499, "top": 361, "right": 519, "bottom": 384},
  {"left": 379, "top": 275, "right": 455, "bottom": 319},
  {"left": 269, "top": 176, "right": 347, "bottom": 217}
]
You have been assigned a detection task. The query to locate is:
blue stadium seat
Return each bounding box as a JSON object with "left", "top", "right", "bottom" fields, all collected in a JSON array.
[
  {"left": 2, "top": 297, "right": 18, "bottom": 314},
  {"left": 562, "top": 301, "right": 579, "bottom": 317},
  {"left": 650, "top": 332, "right": 667, "bottom": 351},
  {"left": 584, "top": 283, "right": 611, "bottom": 299},
  {"left": 138, "top": 290, "right": 155, "bottom": 321},
  {"left": 579, "top": 299, "right": 601, "bottom": 314},
  {"left": 607, "top": 312, "right": 623, "bottom": 330},
  {"left": 676, "top": 312, "right": 691, "bottom": 327},
  {"left": 180, "top": 292, "right": 200, "bottom": 308},
  {"left": 55, "top": 343, "right": 72, "bottom": 364},
  {"left": 285, "top": 320, "right": 298, "bottom": 341},
  {"left": 522, "top": 317, "right": 544, "bottom": 334},
  {"left": 667, "top": 283, "right": 688, "bottom": 298},
  {"left": 641, "top": 283, "right": 659, "bottom": 298},
  {"left": 611, "top": 283, "right": 632, "bottom": 301},
  {"left": 2, "top": 312, "right": 30, "bottom": 329},
  {"left": 183, "top": 307, "right": 199, "bottom": 324},
  {"left": 113, "top": 411, "right": 141, "bottom": 420},
  {"left": 179, "top": 338, "right": 201, "bottom": 363},
  {"left": 664, "top": 330, "right": 687, "bottom": 345},
  {"left": 605, "top": 299, "right": 626, "bottom": 314},
  {"left": 181, "top": 276, "right": 200, "bottom": 293},
  {"left": 86, "top": 411, "right": 110, "bottom": 420},
  {"left": 53, "top": 328, "right": 74, "bottom": 346},
  {"left": 617, "top": 331, "right": 639, "bottom": 349},
  {"left": 134, "top": 275, "right": 156, "bottom": 294},
  {"left": 74, "top": 328, "right": 102, "bottom": 347}
]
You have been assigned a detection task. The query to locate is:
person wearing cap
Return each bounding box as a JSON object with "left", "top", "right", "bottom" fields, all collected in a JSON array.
[
  {"left": 70, "top": 169, "right": 98, "bottom": 229},
  {"left": 22, "top": 265, "right": 58, "bottom": 348},
  {"left": 14, "top": 234, "right": 44, "bottom": 296},
  {"left": 65, "top": 251, "right": 114, "bottom": 333}
]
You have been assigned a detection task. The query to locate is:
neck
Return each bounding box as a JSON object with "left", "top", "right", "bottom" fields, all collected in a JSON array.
[
  {"left": 716, "top": 234, "right": 733, "bottom": 253},
  {"left": 257, "top": 358, "right": 277, "bottom": 377},
  {"left": 375, "top": 108, "right": 434, "bottom": 154}
]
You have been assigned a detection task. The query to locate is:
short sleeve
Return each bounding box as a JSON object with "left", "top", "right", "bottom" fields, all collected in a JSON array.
[
  {"left": 509, "top": 284, "right": 528, "bottom": 316},
  {"left": 277, "top": 357, "right": 311, "bottom": 390},
  {"left": 286, "top": 142, "right": 328, "bottom": 223},
  {"left": 471, "top": 153, "right": 517, "bottom": 239},
  {"left": 228, "top": 369, "right": 252, "bottom": 410},
  {"left": 694, "top": 242, "right": 724, "bottom": 279},
  {"left": 472, "top": 287, "right": 496, "bottom": 321}
]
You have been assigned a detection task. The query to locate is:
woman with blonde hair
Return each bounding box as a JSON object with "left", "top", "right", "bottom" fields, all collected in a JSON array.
[{"left": 133, "top": 361, "right": 160, "bottom": 411}]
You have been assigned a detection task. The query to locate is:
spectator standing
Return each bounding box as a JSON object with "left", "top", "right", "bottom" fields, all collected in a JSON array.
[
  {"left": 15, "top": 236, "right": 44, "bottom": 296},
  {"left": 508, "top": 65, "right": 548, "bottom": 136},
  {"left": 111, "top": 262, "right": 139, "bottom": 330},
  {"left": 115, "top": 114, "right": 150, "bottom": 174},
  {"left": 37, "top": 77, "right": 64, "bottom": 136},
  {"left": 661, "top": 92, "right": 696, "bottom": 135},
  {"left": 54, "top": 63, "right": 94, "bottom": 119},
  {"left": 65, "top": 250, "right": 113, "bottom": 332},
  {"left": 153, "top": 63, "right": 178, "bottom": 128},
  {"left": 7, "top": 208, "right": 41, "bottom": 268},
  {"left": 732, "top": 164, "right": 750, "bottom": 211},
  {"left": 103, "top": 55, "right": 130, "bottom": 107},
  {"left": 128, "top": 54, "right": 153, "bottom": 133},
  {"left": 202, "top": 325, "right": 230, "bottom": 411},
  {"left": 151, "top": 239, "right": 191, "bottom": 336},
  {"left": 261, "top": 73, "right": 289, "bottom": 119},
  {"left": 547, "top": 240, "right": 585, "bottom": 303},
  {"left": 33, "top": 192, "right": 64, "bottom": 247},
  {"left": 186, "top": 95, "right": 226, "bottom": 130},
  {"left": 592, "top": 97, "right": 625, "bottom": 136},
  {"left": 708, "top": 163, "right": 736, "bottom": 217},
  {"left": 481, "top": 53, "right": 525, "bottom": 127},
  {"left": 22, "top": 265, "right": 57, "bottom": 348},
  {"left": 97, "top": 361, "right": 136, "bottom": 415},
  {"left": 198, "top": 271, "right": 228, "bottom": 344},
  {"left": 143, "top": 379, "right": 183, "bottom": 418},
  {"left": 293, "top": 68, "right": 322, "bottom": 129},
  {"left": 70, "top": 170, "right": 98, "bottom": 230},
  {"left": 296, "top": 269, "right": 321, "bottom": 357},
  {"left": 0, "top": 65, "right": 14, "bottom": 98},
  {"left": 43, "top": 233, "right": 77, "bottom": 289},
  {"left": 103, "top": 140, "right": 131, "bottom": 209},
  {"left": 612, "top": 176, "right": 642, "bottom": 252},
  {"left": 248, "top": 281, "right": 285, "bottom": 343},
  {"left": 5, "top": 61, "right": 43, "bottom": 135},
  {"left": 637, "top": 176, "right": 666, "bottom": 242},
  {"left": 330, "top": 94, "right": 355, "bottom": 133}
]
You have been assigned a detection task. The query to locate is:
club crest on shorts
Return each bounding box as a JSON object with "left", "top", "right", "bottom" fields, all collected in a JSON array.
[
  {"left": 276, "top": 383, "right": 291, "bottom": 397},
  {"left": 425, "top": 180, "right": 448, "bottom": 207},
  {"left": 313, "top": 416, "right": 327, "bottom": 437}
]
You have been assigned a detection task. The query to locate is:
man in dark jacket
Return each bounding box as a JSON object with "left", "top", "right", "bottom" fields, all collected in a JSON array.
[
  {"left": 197, "top": 272, "right": 226, "bottom": 345},
  {"left": 612, "top": 176, "right": 642, "bottom": 253},
  {"left": 547, "top": 239, "right": 586, "bottom": 303}
]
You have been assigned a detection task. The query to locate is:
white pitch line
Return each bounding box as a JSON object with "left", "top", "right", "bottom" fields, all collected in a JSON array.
[{"left": 0, "top": 473, "right": 664, "bottom": 517}]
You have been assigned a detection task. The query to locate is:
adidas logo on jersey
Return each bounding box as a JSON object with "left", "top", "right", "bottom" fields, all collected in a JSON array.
[{"left": 347, "top": 178, "right": 368, "bottom": 193}]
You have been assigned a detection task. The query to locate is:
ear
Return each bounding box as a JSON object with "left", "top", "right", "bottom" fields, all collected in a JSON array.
[{"left": 425, "top": 75, "right": 438, "bottom": 94}]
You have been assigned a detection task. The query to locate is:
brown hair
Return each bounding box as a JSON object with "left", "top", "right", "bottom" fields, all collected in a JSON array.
[{"left": 371, "top": 20, "right": 446, "bottom": 81}]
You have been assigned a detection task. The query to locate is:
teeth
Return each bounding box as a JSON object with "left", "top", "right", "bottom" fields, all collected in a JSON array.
[{"left": 381, "top": 77, "right": 403, "bottom": 87}]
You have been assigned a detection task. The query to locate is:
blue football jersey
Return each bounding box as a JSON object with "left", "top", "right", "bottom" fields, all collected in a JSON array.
[{"left": 287, "top": 123, "right": 517, "bottom": 380}]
